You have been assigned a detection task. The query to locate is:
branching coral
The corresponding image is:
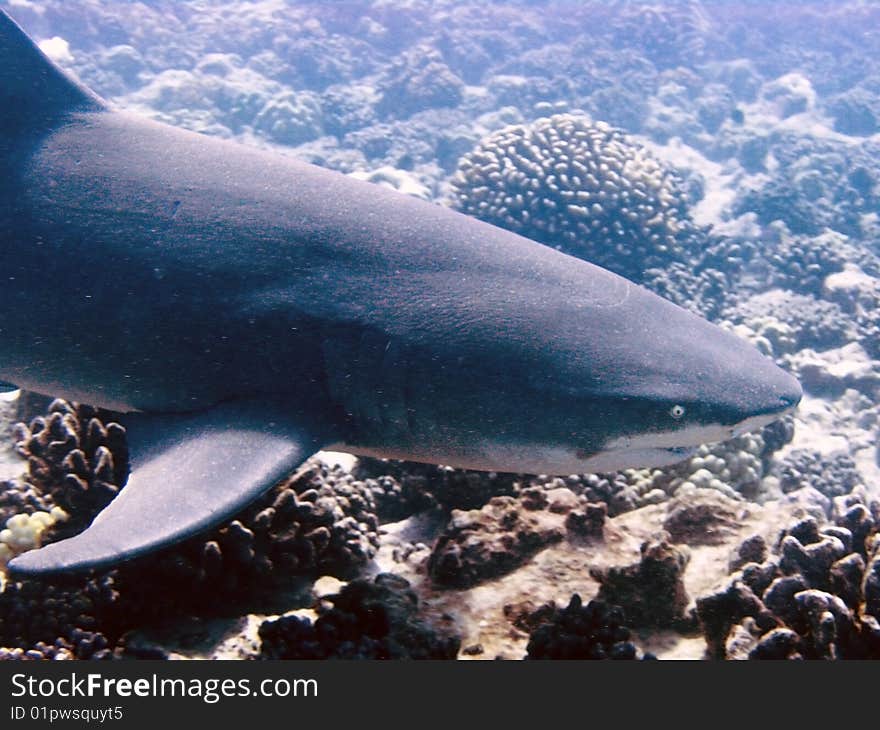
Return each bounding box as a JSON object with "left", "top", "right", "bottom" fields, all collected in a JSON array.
[
  {"left": 12, "top": 399, "right": 128, "bottom": 535},
  {"left": 696, "top": 491, "right": 880, "bottom": 659}
]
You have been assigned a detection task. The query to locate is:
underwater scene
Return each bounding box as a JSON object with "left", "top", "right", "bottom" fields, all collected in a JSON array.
[{"left": 0, "top": 0, "right": 878, "bottom": 661}]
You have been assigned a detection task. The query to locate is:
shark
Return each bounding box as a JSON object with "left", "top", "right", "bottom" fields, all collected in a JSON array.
[{"left": 0, "top": 9, "right": 801, "bottom": 575}]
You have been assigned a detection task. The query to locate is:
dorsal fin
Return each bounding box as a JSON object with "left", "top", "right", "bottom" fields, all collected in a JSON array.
[{"left": 0, "top": 9, "right": 104, "bottom": 132}]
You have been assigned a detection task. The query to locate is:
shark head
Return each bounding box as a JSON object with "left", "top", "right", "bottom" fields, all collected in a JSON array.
[
  {"left": 331, "top": 227, "right": 802, "bottom": 476},
  {"left": 556, "top": 304, "right": 802, "bottom": 474}
]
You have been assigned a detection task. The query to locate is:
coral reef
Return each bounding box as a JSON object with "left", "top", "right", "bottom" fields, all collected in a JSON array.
[
  {"left": 252, "top": 89, "right": 323, "bottom": 146},
  {"left": 428, "top": 488, "right": 605, "bottom": 589},
  {"left": 722, "top": 291, "right": 855, "bottom": 353},
  {"left": 663, "top": 488, "right": 744, "bottom": 546},
  {"left": 0, "top": 479, "right": 52, "bottom": 529},
  {"left": 109, "top": 459, "right": 381, "bottom": 615},
  {"left": 827, "top": 87, "right": 880, "bottom": 136},
  {"left": 823, "top": 263, "right": 880, "bottom": 361},
  {"left": 449, "top": 114, "right": 700, "bottom": 281},
  {"left": 733, "top": 132, "right": 880, "bottom": 238},
  {"left": 696, "top": 492, "right": 880, "bottom": 659},
  {"left": 376, "top": 46, "right": 464, "bottom": 120},
  {"left": 558, "top": 420, "right": 789, "bottom": 514},
  {"left": 591, "top": 538, "right": 690, "bottom": 629},
  {"left": 776, "top": 450, "right": 865, "bottom": 499},
  {"left": 762, "top": 229, "right": 861, "bottom": 298},
  {"left": 258, "top": 573, "right": 460, "bottom": 659},
  {"left": 3, "top": 0, "right": 880, "bottom": 662}
]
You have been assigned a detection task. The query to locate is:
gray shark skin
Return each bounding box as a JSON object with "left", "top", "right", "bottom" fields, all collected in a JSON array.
[{"left": 0, "top": 10, "right": 801, "bottom": 575}]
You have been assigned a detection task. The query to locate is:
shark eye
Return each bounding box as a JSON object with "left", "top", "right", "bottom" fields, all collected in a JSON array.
[{"left": 669, "top": 404, "right": 686, "bottom": 419}]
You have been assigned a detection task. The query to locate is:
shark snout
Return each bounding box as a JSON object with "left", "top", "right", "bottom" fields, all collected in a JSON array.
[
  {"left": 730, "top": 367, "right": 801, "bottom": 438},
  {"left": 764, "top": 369, "right": 802, "bottom": 416}
]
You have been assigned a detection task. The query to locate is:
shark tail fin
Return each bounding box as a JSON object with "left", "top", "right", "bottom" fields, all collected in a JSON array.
[{"left": 0, "top": 9, "right": 105, "bottom": 132}]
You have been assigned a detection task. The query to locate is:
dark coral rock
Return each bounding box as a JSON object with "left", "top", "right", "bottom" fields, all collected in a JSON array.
[
  {"left": 763, "top": 575, "right": 808, "bottom": 627},
  {"left": 564, "top": 501, "right": 607, "bottom": 539},
  {"left": 832, "top": 495, "right": 877, "bottom": 558},
  {"left": 740, "top": 560, "right": 781, "bottom": 598},
  {"left": 730, "top": 534, "right": 768, "bottom": 573},
  {"left": 779, "top": 533, "right": 848, "bottom": 591},
  {"left": 258, "top": 574, "right": 460, "bottom": 659},
  {"left": 525, "top": 595, "right": 649, "bottom": 660},
  {"left": 0, "top": 479, "right": 52, "bottom": 526},
  {"left": 427, "top": 494, "right": 568, "bottom": 589},
  {"left": 724, "top": 617, "right": 763, "bottom": 659},
  {"left": 829, "top": 553, "right": 865, "bottom": 610},
  {"left": 450, "top": 114, "right": 703, "bottom": 283},
  {"left": 784, "top": 516, "right": 822, "bottom": 546},
  {"left": 748, "top": 627, "right": 802, "bottom": 660},
  {"left": 696, "top": 581, "right": 777, "bottom": 659},
  {"left": 591, "top": 539, "right": 689, "bottom": 629},
  {"left": 865, "top": 549, "right": 880, "bottom": 620},
  {"left": 794, "top": 589, "right": 858, "bottom": 659},
  {"left": 756, "top": 417, "right": 796, "bottom": 475}
]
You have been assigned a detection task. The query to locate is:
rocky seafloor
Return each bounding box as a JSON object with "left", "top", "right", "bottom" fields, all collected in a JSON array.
[{"left": 0, "top": 0, "right": 879, "bottom": 660}]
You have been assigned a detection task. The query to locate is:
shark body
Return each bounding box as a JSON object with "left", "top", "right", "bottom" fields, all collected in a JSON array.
[{"left": 0, "top": 10, "right": 800, "bottom": 574}]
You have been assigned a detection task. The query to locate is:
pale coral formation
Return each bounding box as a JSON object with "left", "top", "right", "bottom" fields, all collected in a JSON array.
[
  {"left": 0, "top": 508, "right": 68, "bottom": 568},
  {"left": 449, "top": 114, "right": 699, "bottom": 280}
]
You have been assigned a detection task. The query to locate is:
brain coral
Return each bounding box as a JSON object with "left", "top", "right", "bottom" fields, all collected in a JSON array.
[{"left": 450, "top": 114, "right": 698, "bottom": 281}]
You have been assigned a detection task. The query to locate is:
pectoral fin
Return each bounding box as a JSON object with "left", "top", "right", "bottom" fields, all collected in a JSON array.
[{"left": 8, "top": 399, "right": 329, "bottom": 575}]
